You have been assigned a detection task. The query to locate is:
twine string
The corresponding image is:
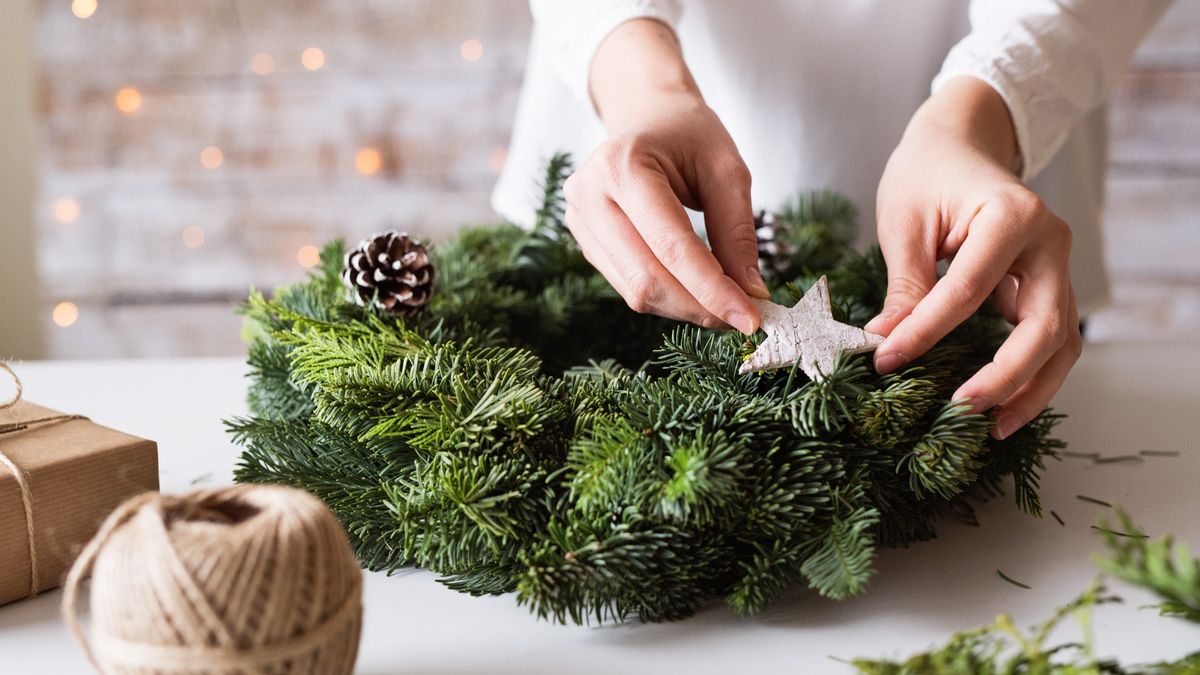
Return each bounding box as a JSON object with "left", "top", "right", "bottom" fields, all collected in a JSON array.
[
  {"left": 0, "top": 361, "right": 87, "bottom": 599},
  {"left": 62, "top": 486, "right": 363, "bottom": 674}
]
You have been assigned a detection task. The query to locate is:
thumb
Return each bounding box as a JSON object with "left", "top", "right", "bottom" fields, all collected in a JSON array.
[
  {"left": 865, "top": 210, "right": 937, "bottom": 336},
  {"left": 700, "top": 156, "right": 771, "bottom": 299}
]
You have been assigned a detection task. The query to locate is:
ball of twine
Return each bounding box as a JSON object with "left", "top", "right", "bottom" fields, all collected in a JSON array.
[{"left": 62, "top": 485, "right": 363, "bottom": 674}]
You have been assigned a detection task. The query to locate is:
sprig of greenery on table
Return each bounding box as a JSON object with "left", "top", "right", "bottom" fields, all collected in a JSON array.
[
  {"left": 227, "top": 154, "right": 1065, "bottom": 624},
  {"left": 851, "top": 507, "right": 1200, "bottom": 674}
]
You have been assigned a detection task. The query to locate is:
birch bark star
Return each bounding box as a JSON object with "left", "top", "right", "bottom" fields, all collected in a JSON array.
[{"left": 739, "top": 276, "right": 884, "bottom": 381}]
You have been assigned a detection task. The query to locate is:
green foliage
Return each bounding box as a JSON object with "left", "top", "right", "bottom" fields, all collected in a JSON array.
[
  {"left": 852, "top": 507, "right": 1200, "bottom": 674},
  {"left": 229, "top": 156, "right": 1066, "bottom": 624},
  {"left": 1093, "top": 509, "right": 1200, "bottom": 623}
]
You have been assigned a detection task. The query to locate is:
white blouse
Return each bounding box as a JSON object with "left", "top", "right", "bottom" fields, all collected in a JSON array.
[{"left": 493, "top": 0, "right": 1171, "bottom": 315}]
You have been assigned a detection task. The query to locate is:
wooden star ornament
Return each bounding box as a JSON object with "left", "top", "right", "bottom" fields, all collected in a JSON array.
[{"left": 739, "top": 276, "right": 884, "bottom": 381}]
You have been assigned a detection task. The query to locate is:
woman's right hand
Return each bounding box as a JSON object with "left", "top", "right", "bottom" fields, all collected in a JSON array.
[{"left": 564, "top": 19, "right": 769, "bottom": 334}]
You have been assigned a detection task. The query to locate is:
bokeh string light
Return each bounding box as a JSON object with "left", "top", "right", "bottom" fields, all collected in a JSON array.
[
  {"left": 53, "top": 197, "right": 81, "bottom": 224},
  {"left": 251, "top": 52, "right": 275, "bottom": 76},
  {"left": 301, "top": 47, "right": 326, "bottom": 71},
  {"left": 460, "top": 38, "right": 484, "bottom": 63},
  {"left": 200, "top": 146, "right": 224, "bottom": 170},
  {"left": 181, "top": 226, "right": 206, "bottom": 249},
  {"left": 355, "top": 147, "right": 383, "bottom": 176},
  {"left": 71, "top": 0, "right": 97, "bottom": 20},
  {"left": 52, "top": 302, "right": 79, "bottom": 328},
  {"left": 115, "top": 87, "right": 142, "bottom": 114},
  {"left": 296, "top": 245, "right": 321, "bottom": 268}
]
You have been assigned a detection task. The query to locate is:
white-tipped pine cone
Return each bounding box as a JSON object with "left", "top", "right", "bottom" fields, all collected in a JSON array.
[
  {"left": 755, "top": 209, "right": 793, "bottom": 281},
  {"left": 341, "top": 231, "right": 435, "bottom": 316}
]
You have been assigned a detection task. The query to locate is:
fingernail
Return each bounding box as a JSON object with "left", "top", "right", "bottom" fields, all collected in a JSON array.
[
  {"left": 864, "top": 307, "right": 898, "bottom": 334},
  {"left": 874, "top": 352, "right": 906, "bottom": 374},
  {"left": 727, "top": 312, "right": 755, "bottom": 335},
  {"left": 994, "top": 412, "right": 1022, "bottom": 440},
  {"left": 745, "top": 265, "right": 771, "bottom": 299}
]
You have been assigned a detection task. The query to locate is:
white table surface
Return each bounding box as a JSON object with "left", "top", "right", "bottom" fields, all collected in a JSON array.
[{"left": 1, "top": 343, "right": 1198, "bottom": 674}]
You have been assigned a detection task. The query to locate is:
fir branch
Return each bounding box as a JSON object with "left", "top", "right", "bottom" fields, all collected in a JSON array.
[{"left": 1093, "top": 507, "right": 1200, "bottom": 622}]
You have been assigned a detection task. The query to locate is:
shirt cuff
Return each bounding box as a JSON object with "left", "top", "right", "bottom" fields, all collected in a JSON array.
[{"left": 534, "top": 0, "right": 683, "bottom": 103}]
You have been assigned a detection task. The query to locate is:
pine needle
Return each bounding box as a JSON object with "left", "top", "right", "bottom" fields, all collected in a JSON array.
[
  {"left": 1091, "top": 525, "right": 1148, "bottom": 539},
  {"left": 1138, "top": 449, "right": 1179, "bottom": 457},
  {"left": 996, "top": 569, "right": 1031, "bottom": 590},
  {"left": 1051, "top": 510, "right": 1065, "bottom": 526},
  {"left": 1076, "top": 494, "right": 1112, "bottom": 508},
  {"left": 1094, "top": 455, "right": 1143, "bottom": 464}
]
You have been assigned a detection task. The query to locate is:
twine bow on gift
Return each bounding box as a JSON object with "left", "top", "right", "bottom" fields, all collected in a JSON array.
[{"left": 0, "top": 361, "right": 88, "bottom": 599}]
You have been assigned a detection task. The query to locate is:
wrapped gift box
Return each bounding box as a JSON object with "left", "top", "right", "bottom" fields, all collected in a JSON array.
[{"left": 0, "top": 400, "right": 159, "bottom": 606}]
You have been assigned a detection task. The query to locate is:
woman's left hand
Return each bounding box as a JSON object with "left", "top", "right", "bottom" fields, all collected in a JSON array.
[{"left": 866, "top": 76, "right": 1083, "bottom": 440}]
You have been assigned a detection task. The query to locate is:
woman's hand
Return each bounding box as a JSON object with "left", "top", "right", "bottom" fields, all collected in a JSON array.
[
  {"left": 564, "top": 19, "right": 769, "bottom": 334},
  {"left": 866, "top": 77, "right": 1083, "bottom": 439}
]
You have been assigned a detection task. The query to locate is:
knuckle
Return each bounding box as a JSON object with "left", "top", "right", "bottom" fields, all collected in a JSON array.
[
  {"left": 990, "top": 364, "right": 1024, "bottom": 398},
  {"left": 994, "top": 185, "right": 1046, "bottom": 224},
  {"left": 648, "top": 232, "right": 687, "bottom": 269},
  {"left": 887, "top": 275, "right": 930, "bottom": 306},
  {"left": 726, "top": 227, "right": 759, "bottom": 253},
  {"left": 715, "top": 154, "right": 751, "bottom": 187},
  {"left": 599, "top": 135, "right": 646, "bottom": 187},
  {"left": 1041, "top": 314, "right": 1069, "bottom": 349},
  {"left": 1047, "top": 215, "right": 1073, "bottom": 254},
  {"left": 623, "top": 270, "right": 660, "bottom": 314},
  {"left": 945, "top": 272, "right": 987, "bottom": 308}
]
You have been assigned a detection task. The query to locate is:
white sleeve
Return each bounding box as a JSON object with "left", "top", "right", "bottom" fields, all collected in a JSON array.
[
  {"left": 933, "top": 0, "right": 1171, "bottom": 180},
  {"left": 529, "top": 0, "right": 683, "bottom": 102}
]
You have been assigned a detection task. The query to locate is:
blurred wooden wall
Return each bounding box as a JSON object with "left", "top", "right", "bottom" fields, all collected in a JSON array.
[
  {"left": 1089, "top": 1, "right": 1200, "bottom": 341},
  {"left": 31, "top": 0, "right": 1200, "bottom": 358},
  {"left": 0, "top": 0, "right": 43, "bottom": 360},
  {"left": 35, "top": 0, "right": 532, "bottom": 357}
]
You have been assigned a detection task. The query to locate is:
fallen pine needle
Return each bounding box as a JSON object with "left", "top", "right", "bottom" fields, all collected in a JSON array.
[
  {"left": 1094, "top": 455, "right": 1144, "bottom": 464},
  {"left": 1076, "top": 494, "right": 1113, "bottom": 508},
  {"left": 1091, "top": 525, "right": 1148, "bottom": 539},
  {"left": 996, "top": 569, "right": 1031, "bottom": 590},
  {"left": 1051, "top": 510, "right": 1065, "bottom": 526},
  {"left": 1139, "top": 449, "right": 1180, "bottom": 457}
]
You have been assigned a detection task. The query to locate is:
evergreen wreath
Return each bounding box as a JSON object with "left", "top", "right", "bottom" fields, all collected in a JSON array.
[{"left": 228, "top": 154, "right": 1065, "bottom": 624}]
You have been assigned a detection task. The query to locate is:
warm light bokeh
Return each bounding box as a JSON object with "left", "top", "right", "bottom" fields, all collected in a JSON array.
[
  {"left": 301, "top": 47, "right": 326, "bottom": 70},
  {"left": 53, "top": 302, "right": 80, "bottom": 328},
  {"left": 200, "top": 146, "right": 224, "bottom": 170},
  {"left": 297, "top": 245, "right": 321, "bottom": 268},
  {"left": 53, "top": 197, "right": 81, "bottom": 224},
  {"left": 460, "top": 38, "right": 484, "bottom": 63},
  {"left": 115, "top": 87, "right": 142, "bottom": 114},
  {"left": 355, "top": 147, "right": 383, "bottom": 175},
  {"left": 71, "top": 0, "right": 97, "bottom": 20},
  {"left": 251, "top": 52, "right": 275, "bottom": 76},
  {"left": 182, "top": 226, "right": 206, "bottom": 249}
]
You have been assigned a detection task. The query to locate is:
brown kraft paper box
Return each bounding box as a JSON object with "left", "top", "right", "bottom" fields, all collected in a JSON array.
[{"left": 0, "top": 400, "right": 159, "bottom": 606}]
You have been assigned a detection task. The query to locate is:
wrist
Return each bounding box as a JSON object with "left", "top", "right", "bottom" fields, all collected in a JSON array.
[
  {"left": 589, "top": 18, "right": 702, "bottom": 132},
  {"left": 908, "top": 76, "right": 1020, "bottom": 173}
]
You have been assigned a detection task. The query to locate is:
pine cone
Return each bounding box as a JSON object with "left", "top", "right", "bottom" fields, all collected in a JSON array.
[
  {"left": 341, "top": 231, "right": 435, "bottom": 316},
  {"left": 755, "top": 209, "right": 793, "bottom": 281}
]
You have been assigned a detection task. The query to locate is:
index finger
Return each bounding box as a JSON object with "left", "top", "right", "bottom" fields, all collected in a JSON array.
[
  {"left": 615, "top": 168, "right": 760, "bottom": 334},
  {"left": 875, "top": 227, "right": 1019, "bottom": 373}
]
